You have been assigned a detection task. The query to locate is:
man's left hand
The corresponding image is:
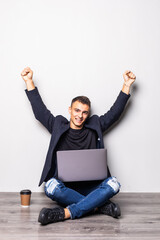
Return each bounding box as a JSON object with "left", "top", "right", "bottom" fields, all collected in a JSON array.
[{"left": 123, "top": 70, "right": 136, "bottom": 87}]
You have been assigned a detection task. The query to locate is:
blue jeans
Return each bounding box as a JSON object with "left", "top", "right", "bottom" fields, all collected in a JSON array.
[{"left": 45, "top": 176, "right": 121, "bottom": 219}]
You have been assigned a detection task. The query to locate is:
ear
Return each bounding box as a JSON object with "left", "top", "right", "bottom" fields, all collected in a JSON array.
[{"left": 68, "top": 106, "right": 71, "bottom": 115}]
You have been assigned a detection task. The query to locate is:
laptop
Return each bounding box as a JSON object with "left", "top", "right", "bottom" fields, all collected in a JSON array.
[{"left": 57, "top": 149, "right": 107, "bottom": 182}]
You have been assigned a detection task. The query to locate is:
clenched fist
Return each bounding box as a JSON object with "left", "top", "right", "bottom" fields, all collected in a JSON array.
[
  {"left": 21, "top": 67, "right": 35, "bottom": 91},
  {"left": 21, "top": 67, "right": 33, "bottom": 83},
  {"left": 123, "top": 70, "right": 136, "bottom": 87}
]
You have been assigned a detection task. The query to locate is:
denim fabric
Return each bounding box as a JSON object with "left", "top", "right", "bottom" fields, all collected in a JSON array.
[
  {"left": 45, "top": 176, "right": 121, "bottom": 219},
  {"left": 45, "top": 178, "right": 84, "bottom": 206}
]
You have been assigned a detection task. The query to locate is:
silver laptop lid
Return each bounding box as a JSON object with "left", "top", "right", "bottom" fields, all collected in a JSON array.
[{"left": 57, "top": 149, "right": 107, "bottom": 182}]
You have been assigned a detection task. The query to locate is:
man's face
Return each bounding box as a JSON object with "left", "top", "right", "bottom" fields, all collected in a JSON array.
[{"left": 69, "top": 101, "right": 90, "bottom": 129}]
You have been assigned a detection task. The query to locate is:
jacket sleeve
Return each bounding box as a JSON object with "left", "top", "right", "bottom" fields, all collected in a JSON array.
[
  {"left": 25, "top": 87, "right": 55, "bottom": 133},
  {"left": 99, "top": 91, "right": 130, "bottom": 133}
]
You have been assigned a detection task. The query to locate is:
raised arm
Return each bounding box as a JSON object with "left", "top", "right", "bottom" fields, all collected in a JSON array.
[
  {"left": 99, "top": 70, "right": 136, "bottom": 133},
  {"left": 21, "top": 67, "right": 55, "bottom": 133}
]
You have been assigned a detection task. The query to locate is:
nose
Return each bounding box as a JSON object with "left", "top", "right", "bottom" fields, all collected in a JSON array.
[{"left": 78, "top": 112, "right": 83, "bottom": 118}]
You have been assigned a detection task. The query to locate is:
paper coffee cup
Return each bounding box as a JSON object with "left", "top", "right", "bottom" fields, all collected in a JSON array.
[{"left": 20, "top": 189, "right": 32, "bottom": 207}]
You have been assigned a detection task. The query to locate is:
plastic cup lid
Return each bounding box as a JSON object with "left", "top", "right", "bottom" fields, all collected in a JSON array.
[{"left": 20, "top": 189, "right": 32, "bottom": 195}]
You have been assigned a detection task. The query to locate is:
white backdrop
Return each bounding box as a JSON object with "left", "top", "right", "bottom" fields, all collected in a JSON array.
[{"left": 0, "top": 0, "right": 160, "bottom": 192}]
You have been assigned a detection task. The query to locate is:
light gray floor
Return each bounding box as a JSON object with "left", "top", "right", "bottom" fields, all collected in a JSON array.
[{"left": 0, "top": 192, "right": 160, "bottom": 240}]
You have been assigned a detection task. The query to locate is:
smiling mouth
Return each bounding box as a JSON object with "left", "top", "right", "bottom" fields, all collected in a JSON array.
[{"left": 75, "top": 118, "right": 83, "bottom": 123}]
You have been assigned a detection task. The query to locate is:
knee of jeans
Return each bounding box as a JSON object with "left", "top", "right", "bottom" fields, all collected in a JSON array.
[
  {"left": 106, "top": 177, "right": 121, "bottom": 194},
  {"left": 45, "top": 178, "right": 60, "bottom": 196}
]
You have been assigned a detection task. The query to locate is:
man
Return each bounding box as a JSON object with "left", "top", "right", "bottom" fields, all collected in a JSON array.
[{"left": 21, "top": 67, "right": 136, "bottom": 225}]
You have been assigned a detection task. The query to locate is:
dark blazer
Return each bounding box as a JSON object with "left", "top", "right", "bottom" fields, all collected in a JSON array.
[{"left": 25, "top": 87, "right": 130, "bottom": 186}]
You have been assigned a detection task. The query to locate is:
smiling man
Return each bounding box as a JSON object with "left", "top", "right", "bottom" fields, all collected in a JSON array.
[
  {"left": 69, "top": 96, "right": 90, "bottom": 129},
  {"left": 21, "top": 67, "right": 136, "bottom": 225}
]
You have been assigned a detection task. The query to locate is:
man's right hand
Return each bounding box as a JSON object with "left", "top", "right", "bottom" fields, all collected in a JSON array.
[
  {"left": 21, "top": 67, "right": 33, "bottom": 82},
  {"left": 21, "top": 67, "right": 35, "bottom": 91}
]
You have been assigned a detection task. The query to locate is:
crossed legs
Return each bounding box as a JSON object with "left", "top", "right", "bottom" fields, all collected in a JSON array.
[{"left": 38, "top": 176, "right": 121, "bottom": 223}]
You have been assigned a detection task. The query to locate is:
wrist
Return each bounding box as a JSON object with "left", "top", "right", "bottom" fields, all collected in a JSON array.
[
  {"left": 123, "top": 82, "right": 131, "bottom": 88},
  {"left": 122, "top": 83, "right": 130, "bottom": 95},
  {"left": 25, "top": 79, "right": 33, "bottom": 83},
  {"left": 26, "top": 79, "right": 35, "bottom": 91}
]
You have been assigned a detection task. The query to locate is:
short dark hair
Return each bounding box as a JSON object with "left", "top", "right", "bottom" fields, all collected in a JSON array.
[{"left": 71, "top": 96, "right": 91, "bottom": 108}]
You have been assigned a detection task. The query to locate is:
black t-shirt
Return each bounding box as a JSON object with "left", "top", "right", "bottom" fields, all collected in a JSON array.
[
  {"left": 56, "top": 127, "right": 102, "bottom": 195},
  {"left": 57, "top": 127, "right": 97, "bottom": 151}
]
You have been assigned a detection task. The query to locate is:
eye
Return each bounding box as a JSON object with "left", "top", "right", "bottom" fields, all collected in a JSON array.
[{"left": 83, "top": 111, "right": 89, "bottom": 115}]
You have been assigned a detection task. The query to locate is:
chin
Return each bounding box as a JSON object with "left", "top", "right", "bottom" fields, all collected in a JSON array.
[
  {"left": 74, "top": 123, "right": 84, "bottom": 128},
  {"left": 75, "top": 120, "right": 83, "bottom": 126}
]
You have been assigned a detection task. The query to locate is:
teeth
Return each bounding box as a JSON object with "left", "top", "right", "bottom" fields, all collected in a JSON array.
[{"left": 76, "top": 119, "right": 82, "bottom": 123}]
